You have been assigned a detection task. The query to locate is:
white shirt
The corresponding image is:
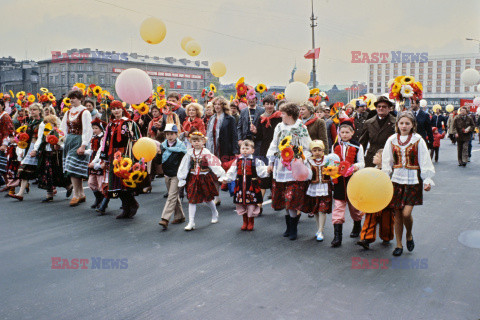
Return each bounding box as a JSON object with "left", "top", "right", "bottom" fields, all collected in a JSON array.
[
  {"left": 306, "top": 158, "right": 331, "bottom": 197},
  {"left": 382, "top": 133, "right": 435, "bottom": 186},
  {"left": 59, "top": 105, "right": 93, "bottom": 147},
  {"left": 225, "top": 155, "right": 269, "bottom": 182},
  {"left": 177, "top": 147, "right": 226, "bottom": 188},
  {"left": 332, "top": 142, "right": 365, "bottom": 171}
]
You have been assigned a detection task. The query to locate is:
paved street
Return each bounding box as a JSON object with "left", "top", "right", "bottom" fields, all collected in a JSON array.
[{"left": 1, "top": 141, "right": 479, "bottom": 320}]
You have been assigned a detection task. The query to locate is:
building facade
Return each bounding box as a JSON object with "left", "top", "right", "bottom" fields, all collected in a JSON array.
[
  {"left": 368, "top": 53, "right": 480, "bottom": 107},
  {"left": 0, "top": 57, "right": 39, "bottom": 94},
  {"left": 35, "top": 48, "right": 216, "bottom": 99}
]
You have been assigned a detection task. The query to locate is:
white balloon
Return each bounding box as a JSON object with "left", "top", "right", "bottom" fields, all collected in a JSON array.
[
  {"left": 285, "top": 81, "right": 310, "bottom": 104},
  {"left": 293, "top": 70, "right": 310, "bottom": 84},
  {"left": 461, "top": 68, "right": 480, "bottom": 86},
  {"left": 473, "top": 97, "right": 480, "bottom": 107},
  {"left": 419, "top": 99, "right": 427, "bottom": 107}
]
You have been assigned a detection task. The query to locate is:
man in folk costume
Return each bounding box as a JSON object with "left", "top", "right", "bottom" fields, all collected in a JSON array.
[
  {"left": 331, "top": 118, "right": 365, "bottom": 247},
  {"left": 60, "top": 89, "right": 93, "bottom": 206},
  {"left": 359, "top": 96, "right": 396, "bottom": 167},
  {"left": 237, "top": 87, "right": 265, "bottom": 155}
]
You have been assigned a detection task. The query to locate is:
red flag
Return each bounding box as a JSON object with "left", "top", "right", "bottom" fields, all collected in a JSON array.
[{"left": 304, "top": 48, "right": 320, "bottom": 59}]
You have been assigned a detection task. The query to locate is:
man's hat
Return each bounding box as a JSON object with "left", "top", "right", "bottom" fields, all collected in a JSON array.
[
  {"left": 164, "top": 123, "right": 178, "bottom": 133},
  {"left": 374, "top": 96, "right": 394, "bottom": 108}
]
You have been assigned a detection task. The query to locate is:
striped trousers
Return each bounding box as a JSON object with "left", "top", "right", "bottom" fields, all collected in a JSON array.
[{"left": 360, "top": 209, "right": 395, "bottom": 243}]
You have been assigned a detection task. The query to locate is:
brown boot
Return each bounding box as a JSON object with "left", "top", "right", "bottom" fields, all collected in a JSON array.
[
  {"left": 158, "top": 219, "right": 169, "bottom": 230},
  {"left": 241, "top": 214, "right": 248, "bottom": 230},
  {"left": 247, "top": 217, "right": 254, "bottom": 231}
]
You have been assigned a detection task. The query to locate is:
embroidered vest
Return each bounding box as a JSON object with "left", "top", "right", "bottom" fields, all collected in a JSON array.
[
  {"left": 233, "top": 158, "right": 263, "bottom": 205},
  {"left": 67, "top": 110, "right": 85, "bottom": 135},
  {"left": 310, "top": 161, "right": 330, "bottom": 184},
  {"left": 392, "top": 140, "right": 420, "bottom": 170},
  {"left": 189, "top": 154, "right": 210, "bottom": 174}
]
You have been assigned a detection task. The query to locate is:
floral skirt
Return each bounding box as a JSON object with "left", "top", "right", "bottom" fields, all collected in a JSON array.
[
  {"left": 186, "top": 172, "right": 218, "bottom": 204},
  {"left": 18, "top": 164, "right": 37, "bottom": 181},
  {"left": 271, "top": 180, "right": 308, "bottom": 211},
  {"left": 305, "top": 195, "right": 333, "bottom": 214},
  {"left": 388, "top": 182, "right": 423, "bottom": 209},
  {"left": 38, "top": 151, "right": 70, "bottom": 191}
]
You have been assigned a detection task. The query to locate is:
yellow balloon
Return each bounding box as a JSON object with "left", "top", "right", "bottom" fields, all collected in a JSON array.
[
  {"left": 181, "top": 36, "right": 194, "bottom": 51},
  {"left": 446, "top": 104, "right": 454, "bottom": 112},
  {"left": 140, "top": 17, "right": 167, "bottom": 45},
  {"left": 210, "top": 61, "right": 226, "bottom": 78},
  {"left": 132, "top": 137, "right": 157, "bottom": 162},
  {"left": 185, "top": 40, "right": 201, "bottom": 56},
  {"left": 347, "top": 168, "right": 393, "bottom": 213},
  {"left": 432, "top": 104, "right": 442, "bottom": 112},
  {"left": 293, "top": 70, "right": 310, "bottom": 84}
]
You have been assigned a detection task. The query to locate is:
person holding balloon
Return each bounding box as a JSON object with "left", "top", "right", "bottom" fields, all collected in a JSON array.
[
  {"left": 99, "top": 100, "right": 142, "bottom": 219},
  {"left": 382, "top": 111, "right": 435, "bottom": 256},
  {"left": 266, "top": 102, "right": 312, "bottom": 241},
  {"left": 330, "top": 119, "right": 365, "bottom": 247}
]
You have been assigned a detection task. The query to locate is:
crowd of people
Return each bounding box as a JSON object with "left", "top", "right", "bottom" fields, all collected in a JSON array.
[{"left": 1, "top": 85, "right": 479, "bottom": 257}]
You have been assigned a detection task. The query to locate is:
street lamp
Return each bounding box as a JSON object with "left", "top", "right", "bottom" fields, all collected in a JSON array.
[{"left": 466, "top": 38, "right": 480, "bottom": 53}]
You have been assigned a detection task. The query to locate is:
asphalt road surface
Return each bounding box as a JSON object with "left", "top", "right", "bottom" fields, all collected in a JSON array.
[{"left": 1, "top": 141, "right": 479, "bottom": 320}]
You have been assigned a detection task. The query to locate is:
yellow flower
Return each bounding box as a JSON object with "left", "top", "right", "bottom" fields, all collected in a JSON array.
[
  {"left": 230, "top": 95, "right": 234, "bottom": 102},
  {"left": 62, "top": 107, "right": 69, "bottom": 114},
  {"left": 415, "top": 81, "right": 423, "bottom": 91},
  {"left": 391, "top": 83, "right": 401, "bottom": 94},
  {"left": 256, "top": 83, "right": 267, "bottom": 94},
  {"left": 276, "top": 93, "right": 285, "bottom": 100},
  {"left": 93, "top": 86, "right": 102, "bottom": 96},
  {"left": 310, "top": 88, "right": 320, "bottom": 95},
  {"left": 16, "top": 99, "right": 22, "bottom": 105},
  {"left": 279, "top": 136, "right": 292, "bottom": 151},
  {"left": 236, "top": 77, "right": 245, "bottom": 87},
  {"left": 394, "top": 76, "right": 405, "bottom": 83},
  {"left": 16, "top": 91, "right": 25, "bottom": 99},
  {"left": 0, "top": 93, "right": 3, "bottom": 99},
  {"left": 16, "top": 125, "right": 27, "bottom": 133},
  {"left": 9, "top": 90, "right": 14, "bottom": 97},
  {"left": 63, "top": 97, "right": 71, "bottom": 106},
  {"left": 401, "top": 76, "right": 415, "bottom": 85},
  {"left": 27, "top": 95, "right": 35, "bottom": 103},
  {"left": 157, "top": 86, "right": 165, "bottom": 95},
  {"left": 48, "top": 93, "right": 55, "bottom": 101},
  {"left": 74, "top": 83, "right": 86, "bottom": 90},
  {"left": 43, "top": 123, "right": 53, "bottom": 136},
  {"left": 40, "top": 87, "right": 49, "bottom": 93},
  {"left": 209, "top": 83, "right": 217, "bottom": 93},
  {"left": 156, "top": 99, "right": 166, "bottom": 109}
]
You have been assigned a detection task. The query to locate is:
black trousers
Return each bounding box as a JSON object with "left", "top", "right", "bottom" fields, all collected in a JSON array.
[{"left": 430, "top": 147, "right": 439, "bottom": 162}]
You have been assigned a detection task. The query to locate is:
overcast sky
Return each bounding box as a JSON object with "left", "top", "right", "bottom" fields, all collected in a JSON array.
[{"left": 2, "top": 0, "right": 479, "bottom": 87}]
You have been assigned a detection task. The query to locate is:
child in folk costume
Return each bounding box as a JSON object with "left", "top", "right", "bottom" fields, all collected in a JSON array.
[
  {"left": 33, "top": 114, "right": 70, "bottom": 202},
  {"left": 356, "top": 149, "right": 395, "bottom": 249},
  {"left": 224, "top": 140, "right": 269, "bottom": 231},
  {"left": 158, "top": 124, "right": 187, "bottom": 230},
  {"left": 331, "top": 119, "right": 365, "bottom": 247},
  {"left": 86, "top": 118, "right": 107, "bottom": 210},
  {"left": 177, "top": 131, "right": 225, "bottom": 231},
  {"left": 99, "top": 100, "right": 142, "bottom": 219},
  {"left": 304, "top": 140, "right": 332, "bottom": 242},
  {"left": 382, "top": 111, "right": 435, "bottom": 256},
  {"left": 9, "top": 103, "right": 44, "bottom": 201},
  {"left": 266, "top": 102, "right": 312, "bottom": 241}
]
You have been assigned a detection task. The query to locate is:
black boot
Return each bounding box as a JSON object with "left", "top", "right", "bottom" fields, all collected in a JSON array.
[
  {"left": 116, "top": 193, "right": 130, "bottom": 219},
  {"left": 350, "top": 220, "right": 362, "bottom": 238},
  {"left": 96, "top": 197, "right": 109, "bottom": 216},
  {"left": 127, "top": 193, "right": 139, "bottom": 218},
  {"left": 90, "top": 191, "right": 103, "bottom": 209},
  {"left": 331, "top": 224, "right": 343, "bottom": 247},
  {"left": 289, "top": 215, "right": 300, "bottom": 240},
  {"left": 283, "top": 215, "right": 291, "bottom": 237}
]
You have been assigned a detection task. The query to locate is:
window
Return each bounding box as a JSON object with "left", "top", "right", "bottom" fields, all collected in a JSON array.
[
  {"left": 42, "top": 67, "right": 47, "bottom": 73},
  {"left": 71, "top": 75, "right": 75, "bottom": 83},
  {"left": 377, "top": 88, "right": 382, "bottom": 93},
  {"left": 402, "top": 63, "right": 407, "bottom": 68},
  {"left": 62, "top": 75, "right": 66, "bottom": 85},
  {"left": 428, "top": 61, "right": 433, "bottom": 67},
  {"left": 70, "top": 64, "right": 75, "bottom": 71},
  {"left": 446, "top": 80, "right": 451, "bottom": 86},
  {"left": 193, "top": 82, "right": 198, "bottom": 90},
  {"left": 369, "top": 65, "right": 374, "bottom": 70},
  {"left": 78, "top": 74, "right": 84, "bottom": 82},
  {"left": 446, "top": 60, "right": 451, "bottom": 66},
  {"left": 436, "top": 86, "right": 442, "bottom": 92},
  {"left": 455, "top": 87, "right": 460, "bottom": 93},
  {"left": 49, "top": 75, "right": 53, "bottom": 83},
  {"left": 456, "top": 66, "right": 461, "bottom": 72},
  {"left": 456, "top": 60, "right": 461, "bottom": 65},
  {"left": 385, "top": 64, "right": 390, "bottom": 70},
  {"left": 446, "top": 87, "right": 450, "bottom": 93},
  {"left": 427, "top": 87, "right": 432, "bottom": 93},
  {"left": 61, "top": 64, "right": 66, "bottom": 72},
  {"left": 465, "top": 87, "right": 470, "bottom": 92},
  {"left": 112, "top": 76, "right": 117, "bottom": 84},
  {"left": 99, "top": 76, "right": 104, "bottom": 85},
  {"left": 476, "top": 59, "right": 480, "bottom": 65},
  {"left": 377, "top": 69, "right": 381, "bottom": 75},
  {"left": 437, "top": 61, "right": 442, "bottom": 67},
  {"left": 402, "top": 68, "right": 406, "bottom": 74},
  {"left": 78, "top": 64, "right": 83, "bottom": 71},
  {"left": 87, "top": 64, "right": 93, "bottom": 71},
  {"left": 186, "top": 81, "right": 191, "bottom": 89},
  {"left": 56, "top": 76, "right": 60, "bottom": 85},
  {"left": 410, "top": 68, "right": 415, "bottom": 75},
  {"left": 455, "top": 80, "right": 460, "bottom": 86},
  {"left": 428, "top": 68, "right": 433, "bottom": 73},
  {"left": 418, "top": 75, "right": 423, "bottom": 80}
]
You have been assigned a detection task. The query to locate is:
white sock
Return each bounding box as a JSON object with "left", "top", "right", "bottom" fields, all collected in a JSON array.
[
  {"left": 205, "top": 200, "right": 218, "bottom": 219},
  {"left": 287, "top": 209, "right": 297, "bottom": 218},
  {"left": 314, "top": 214, "right": 320, "bottom": 231},
  {"left": 188, "top": 204, "right": 196, "bottom": 224},
  {"left": 319, "top": 213, "right": 327, "bottom": 233}
]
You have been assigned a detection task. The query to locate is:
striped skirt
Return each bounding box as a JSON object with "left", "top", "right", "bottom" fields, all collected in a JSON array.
[
  {"left": 0, "top": 151, "right": 7, "bottom": 173},
  {"left": 63, "top": 134, "right": 89, "bottom": 179}
]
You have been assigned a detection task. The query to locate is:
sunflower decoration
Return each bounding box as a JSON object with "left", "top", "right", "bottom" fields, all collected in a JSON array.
[
  {"left": 388, "top": 75, "right": 422, "bottom": 103},
  {"left": 9, "top": 90, "right": 15, "bottom": 98},
  {"left": 256, "top": 83, "right": 267, "bottom": 94},
  {"left": 47, "top": 93, "right": 56, "bottom": 102},
  {"left": 113, "top": 152, "right": 147, "bottom": 188},
  {"left": 309, "top": 88, "right": 320, "bottom": 96},
  {"left": 278, "top": 136, "right": 292, "bottom": 151},
  {"left": 16, "top": 91, "right": 26, "bottom": 99},
  {"left": 40, "top": 87, "right": 49, "bottom": 93},
  {"left": 27, "top": 94, "right": 35, "bottom": 103},
  {"left": 0, "top": 93, "right": 3, "bottom": 100},
  {"left": 329, "top": 102, "right": 344, "bottom": 125},
  {"left": 275, "top": 93, "right": 285, "bottom": 101},
  {"left": 43, "top": 123, "right": 53, "bottom": 136},
  {"left": 63, "top": 97, "right": 71, "bottom": 107},
  {"left": 157, "top": 85, "right": 166, "bottom": 96},
  {"left": 16, "top": 125, "right": 27, "bottom": 133},
  {"left": 74, "top": 83, "right": 86, "bottom": 90},
  {"left": 181, "top": 94, "right": 194, "bottom": 104},
  {"left": 93, "top": 85, "right": 103, "bottom": 96},
  {"left": 209, "top": 83, "right": 217, "bottom": 93},
  {"left": 235, "top": 77, "right": 250, "bottom": 103}
]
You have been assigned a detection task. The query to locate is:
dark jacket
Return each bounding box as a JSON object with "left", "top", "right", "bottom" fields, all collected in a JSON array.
[
  {"left": 453, "top": 115, "right": 475, "bottom": 142},
  {"left": 161, "top": 140, "right": 186, "bottom": 177},
  {"left": 209, "top": 114, "right": 239, "bottom": 163},
  {"left": 431, "top": 114, "right": 446, "bottom": 130},
  {"left": 254, "top": 116, "right": 282, "bottom": 159},
  {"left": 237, "top": 106, "right": 265, "bottom": 145},
  {"left": 305, "top": 118, "right": 328, "bottom": 151},
  {"left": 174, "top": 107, "right": 186, "bottom": 125},
  {"left": 353, "top": 111, "right": 369, "bottom": 142},
  {"left": 360, "top": 114, "right": 396, "bottom": 167},
  {"left": 413, "top": 109, "right": 434, "bottom": 147}
]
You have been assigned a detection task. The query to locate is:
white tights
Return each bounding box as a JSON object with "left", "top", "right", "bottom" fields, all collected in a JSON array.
[
  {"left": 287, "top": 209, "right": 298, "bottom": 218},
  {"left": 315, "top": 213, "right": 327, "bottom": 233},
  {"left": 188, "top": 201, "right": 218, "bottom": 223}
]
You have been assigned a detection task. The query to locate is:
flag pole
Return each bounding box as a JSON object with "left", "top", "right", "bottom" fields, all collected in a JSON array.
[{"left": 310, "top": 0, "right": 317, "bottom": 88}]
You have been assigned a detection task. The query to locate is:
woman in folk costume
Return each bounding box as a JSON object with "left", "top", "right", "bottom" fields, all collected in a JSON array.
[
  {"left": 266, "top": 102, "right": 312, "bottom": 240},
  {"left": 0, "top": 99, "right": 14, "bottom": 187},
  {"left": 205, "top": 96, "right": 238, "bottom": 206},
  {"left": 8, "top": 103, "right": 44, "bottom": 201},
  {"left": 177, "top": 130, "right": 225, "bottom": 231},
  {"left": 382, "top": 111, "right": 435, "bottom": 256},
  {"left": 99, "top": 100, "right": 142, "bottom": 219},
  {"left": 60, "top": 90, "right": 93, "bottom": 206}
]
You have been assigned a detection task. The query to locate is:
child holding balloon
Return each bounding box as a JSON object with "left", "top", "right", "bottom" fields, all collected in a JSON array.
[
  {"left": 177, "top": 130, "right": 225, "bottom": 231},
  {"left": 356, "top": 149, "right": 395, "bottom": 250},
  {"left": 382, "top": 111, "right": 435, "bottom": 256}
]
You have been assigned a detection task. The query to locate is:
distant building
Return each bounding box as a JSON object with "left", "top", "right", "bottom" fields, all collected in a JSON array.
[
  {"left": 367, "top": 53, "right": 480, "bottom": 108},
  {"left": 0, "top": 57, "right": 39, "bottom": 94},
  {"left": 34, "top": 48, "right": 217, "bottom": 99}
]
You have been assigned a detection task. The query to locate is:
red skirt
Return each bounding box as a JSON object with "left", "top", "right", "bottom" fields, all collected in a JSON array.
[
  {"left": 305, "top": 195, "right": 332, "bottom": 214},
  {"left": 186, "top": 172, "right": 219, "bottom": 204},
  {"left": 271, "top": 180, "right": 308, "bottom": 211},
  {"left": 388, "top": 182, "right": 423, "bottom": 209}
]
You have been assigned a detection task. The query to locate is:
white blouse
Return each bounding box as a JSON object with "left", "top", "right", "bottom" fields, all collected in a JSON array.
[
  {"left": 224, "top": 155, "right": 269, "bottom": 183},
  {"left": 59, "top": 105, "right": 93, "bottom": 147},
  {"left": 177, "top": 147, "right": 226, "bottom": 188},
  {"left": 382, "top": 133, "right": 435, "bottom": 186}
]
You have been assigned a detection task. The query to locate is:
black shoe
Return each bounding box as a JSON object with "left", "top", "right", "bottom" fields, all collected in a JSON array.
[
  {"left": 96, "top": 198, "right": 109, "bottom": 216},
  {"left": 90, "top": 191, "right": 103, "bottom": 209},
  {"left": 406, "top": 237, "right": 415, "bottom": 252},
  {"left": 283, "top": 215, "right": 291, "bottom": 237},
  {"left": 382, "top": 240, "right": 391, "bottom": 245},
  {"left": 462, "top": 163, "right": 467, "bottom": 167},
  {"left": 392, "top": 247, "right": 403, "bottom": 256},
  {"left": 331, "top": 224, "right": 343, "bottom": 247},
  {"left": 267, "top": 194, "right": 272, "bottom": 200},
  {"left": 350, "top": 220, "right": 362, "bottom": 238},
  {"left": 66, "top": 185, "right": 73, "bottom": 198},
  {"left": 289, "top": 216, "right": 300, "bottom": 240},
  {"left": 163, "top": 193, "right": 169, "bottom": 198},
  {"left": 41, "top": 197, "right": 53, "bottom": 203},
  {"left": 356, "top": 240, "right": 370, "bottom": 250}
]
